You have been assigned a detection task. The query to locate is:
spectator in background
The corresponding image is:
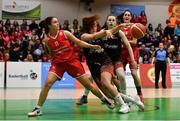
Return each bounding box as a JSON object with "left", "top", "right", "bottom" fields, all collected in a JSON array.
[
  {"left": 3, "top": 52, "right": 10, "bottom": 62},
  {"left": 0, "top": 34, "right": 5, "bottom": 52},
  {"left": 142, "top": 54, "right": 150, "bottom": 64},
  {"left": 168, "top": 52, "right": 174, "bottom": 63},
  {"left": 174, "top": 24, "right": 180, "bottom": 37},
  {"left": 174, "top": 46, "right": 180, "bottom": 57},
  {"left": 147, "top": 23, "right": 153, "bottom": 35},
  {"left": 20, "top": 37, "right": 29, "bottom": 61},
  {"left": 62, "top": 20, "right": 71, "bottom": 32},
  {"left": 0, "top": 51, "right": 3, "bottom": 61},
  {"left": 139, "top": 44, "right": 149, "bottom": 63},
  {"left": 29, "top": 19, "right": 39, "bottom": 31},
  {"left": 169, "top": 13, "right": 177, "bottom": 30},
  {"left": 143, "top": 34, "right": 152, "bottom": 48},
  {"left": 21, "top": 19, "right": 28, "bottom": 31},
  {"left": 164, "top": 19, "right": 173, "bottom": 38},
  {"left": 24, "top": 53, "right": 34, "bottom": 62},
  {"left": 71, "top": 19, "right": 81, "bottom": 35},
  {"left": 2, "top": 30, "right": 10, "bottom": 47},
  {"left": 150, "top": 32, "right": 161, "bottom": 47},
  {"left": 149, "top": 45, "right": 156, "bottom": 62},
  {"left": 155, "top": 23, "right": 164, "bottom": 36},
  {"left": 23, "top": 26, "right": 31, "bottom": 37},
  {"left": 151, "top": 43, "right": 170, "bottom": 89},
  {"left": 42, "top": 55, "right": 50, "bottom": 62},
  {"left": 9, "top": 38, "right": 20, "bottom": 61},
  {"left": 13, "top": 20, "right": 19, "bottom": 28},
  {"left": 138, "top": 11, "right": 147, "bottom": 26},
  {"left": 4, "top": 19, "right": 11, "bottom": 29},
  {"left": 131, "top": 14, "right": 139, "bottom": 23},
  {"left": 173, "top": 54, "right": 180, "bottom": 63},
  {"left": 171, "top": 35, "right": 179, "bottom": 49}
]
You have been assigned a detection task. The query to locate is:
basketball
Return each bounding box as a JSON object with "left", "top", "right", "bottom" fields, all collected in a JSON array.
[{"left": 130, "top": 23, "right": 146, "bottom": 39}]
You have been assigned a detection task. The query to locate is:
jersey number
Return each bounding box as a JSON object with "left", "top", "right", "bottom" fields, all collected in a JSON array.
[{"left": 54, "top": 41, "right": 59, "bottom": 47}]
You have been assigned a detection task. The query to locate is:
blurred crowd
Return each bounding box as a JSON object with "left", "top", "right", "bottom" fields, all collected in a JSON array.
[{"left": 0, "top": 11, "right": 179, "bottom": 63}]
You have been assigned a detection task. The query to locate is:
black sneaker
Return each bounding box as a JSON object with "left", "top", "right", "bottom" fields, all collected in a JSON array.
[
  {"left": 76, "top": 95, "right": 88, "bottom": 105},
  {"left": 28, "top": 107, "right": 42, "bottom": 117}
]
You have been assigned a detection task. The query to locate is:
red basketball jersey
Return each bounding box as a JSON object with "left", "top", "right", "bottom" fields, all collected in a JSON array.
[
  {"left": 121, "top": 25, "right": 136, "bottom": 48},
  {"left": 47, "top": 30, "right": 77, "bottom": 63},
  {"left": 121, "top": 25, "right": 133, "bottom": 40}
]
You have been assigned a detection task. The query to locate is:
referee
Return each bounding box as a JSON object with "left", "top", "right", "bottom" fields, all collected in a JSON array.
[{"left": 151, "top": 43, "right": 170, "bottom": 88}]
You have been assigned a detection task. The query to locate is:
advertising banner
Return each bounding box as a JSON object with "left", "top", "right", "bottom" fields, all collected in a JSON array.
[
  {"left": 2, "top": 0, "right": 41, "bottom": 20},
  {"left": 0, "top": 62, "right": 4, "bottom": 88},
  {"left": 170, "top": 63, "right": 180, "bottom": 87},
  {"left": 41, "top": 63, "right": 75, "bottom": 88},
  {"left": 111, "top": 4, "right": 145, "bottom": 17},
  {"left": 6, "top": 62, "right": 41, "bottom": 87},
  {"left": 125, "top": 64, "right": 139, "bottom": 88},
  {"left": 140, "top": 64, "right": 171, "bottom": 88},
  {"left": 168, "top": 0, "right": 180, "bottom": 24}
]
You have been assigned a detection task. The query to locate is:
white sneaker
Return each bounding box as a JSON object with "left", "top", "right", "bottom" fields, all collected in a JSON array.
[
  {"left": 28, "top": 107, "right": 42, "bottom": 117},
  {"left": 124, "top": 95, "right": 144, "bottom": 111},
  {"left": 134, "top": 96, "right": 145, "bottom": 111},
  {"left": 119, "top": 104, "right": 130, "bottom": 114}
]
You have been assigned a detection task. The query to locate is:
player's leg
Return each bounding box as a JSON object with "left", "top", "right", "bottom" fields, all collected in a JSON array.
[
  {"left": 76, "top": 75, "right": 115, "bottom": 109},
  {"left": 129, "top": 48, "right": 144, "bottom": 102},
  {"left": 76, "top": 62, "right": 100, "bottom": 105},
  {"left": 100, "top": 64, "right": 130, "bottom": 113},
  {"left": 69, "top": 59, "right": 114, "bottom": 109},
  {"left": 76, "top": 76, "right": 92, "bottom": 105},
  {"left": 28, "top": 72, "right": 59, "bottom": 117},
  {"left": 115, "top": 65, "right": 127, "bottom": 94}
]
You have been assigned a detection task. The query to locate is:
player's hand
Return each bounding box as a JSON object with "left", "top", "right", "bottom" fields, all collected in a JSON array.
[
  {"left": 91, "top": 45, "right": 101, "bottom": 50},
  {"left": 131, "top": 60, "right": 138, "bottom": 70},
  {"left": 105, "top": 30, "right": 113, "bottom": 38}
]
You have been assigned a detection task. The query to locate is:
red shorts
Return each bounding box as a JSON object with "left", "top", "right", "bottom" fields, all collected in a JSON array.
[
  {"left": 120, "top": 47, "right": 139, "bottom": 69},
  {"left": 49, "top": 59, "right": 85, "bottom": 79}
]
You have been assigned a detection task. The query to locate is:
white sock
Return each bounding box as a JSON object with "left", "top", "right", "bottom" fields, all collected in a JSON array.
[
  {"left": 123, "top": 95, "right": 135, "bottom": 103},
  {"left": 36, "top": 105, "right": 41, "bottom": 109},
  {"left": 114, "top": 93, "right": 125, "bottom": 105}
]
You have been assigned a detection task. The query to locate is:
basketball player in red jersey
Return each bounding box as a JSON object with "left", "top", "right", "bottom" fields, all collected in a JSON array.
[
  {"left": 28, "top": 17, "right": 116, "bottom": 117},
  {"left": 118, "top": 10, "right": 144, "bottom": 102}
]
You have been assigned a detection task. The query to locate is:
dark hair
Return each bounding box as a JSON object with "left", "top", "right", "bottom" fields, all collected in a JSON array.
[
  {"left": 42, "top": 16, "right": 55, "bottom": 34},
  {"left": 118, "top": 10, "right": 133, "bottom": 23},
  {"left": 140, "top": 10, "right": 146, "bottom": 17},
  {"left": 81, "top": 15, "right": 100, "bottom": 33}
]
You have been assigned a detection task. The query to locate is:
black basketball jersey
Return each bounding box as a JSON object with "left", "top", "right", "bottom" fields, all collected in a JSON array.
[
  {"left": 102, "top": 33, "right": 122, "bottom": 62},
  {"left": 83, "top": 38, "right": 111, "bottom": 66}
]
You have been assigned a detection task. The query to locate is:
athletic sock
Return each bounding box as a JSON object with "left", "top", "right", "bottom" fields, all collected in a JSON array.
[
  {"left": 114, "top": 93, "right": 125, "bottom": 105},
  {"left": 35, "top": 105, "right": 41, "bottom": 109}
]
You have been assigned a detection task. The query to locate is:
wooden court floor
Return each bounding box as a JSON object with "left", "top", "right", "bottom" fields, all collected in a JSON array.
[{"left": 0, "top": 88, "right": 180, "bottom": 120}]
